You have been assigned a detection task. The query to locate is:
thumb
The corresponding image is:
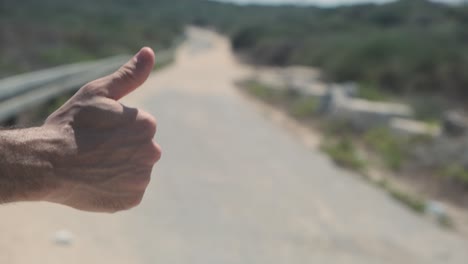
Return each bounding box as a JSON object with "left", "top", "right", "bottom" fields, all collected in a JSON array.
[{"left": 101, "top": 47, "right": 155, "bottom": 100}]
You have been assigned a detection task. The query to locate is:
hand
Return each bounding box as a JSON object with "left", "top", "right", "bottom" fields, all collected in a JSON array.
[{"left": 42, "top": 47, "right": 161, "bottom": 213}]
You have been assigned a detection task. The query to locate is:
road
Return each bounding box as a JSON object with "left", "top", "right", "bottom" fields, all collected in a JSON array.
[{"left": 1, "top": 27, "right": 468, "bottom": 264}]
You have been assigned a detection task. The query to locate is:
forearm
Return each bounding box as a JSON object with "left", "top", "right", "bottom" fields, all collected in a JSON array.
[{"left": 0, "top": 127, "right": 59, "bottom": 203}]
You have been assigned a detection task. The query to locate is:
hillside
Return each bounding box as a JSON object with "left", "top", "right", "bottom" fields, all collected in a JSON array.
[{"left": 1, "top": 0, "right": 468, "bottom": 102}]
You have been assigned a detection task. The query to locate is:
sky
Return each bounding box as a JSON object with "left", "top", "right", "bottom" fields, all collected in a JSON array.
[
  {"left": 213, "top": 0, "right": 462, "bottom": 7},
  {"left": 215, "top": 0, "right": 390, "bottom": 6}
]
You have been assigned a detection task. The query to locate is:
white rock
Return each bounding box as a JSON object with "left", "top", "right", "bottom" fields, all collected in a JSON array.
[
  {"left": 327, "top": 89, "right": 413, "bottom": 130},
  {"left": 389, "top": 118, "right": 441, "bottom": 138},
  {"left": 425, "top": 201, "right": 450, "bottom": 224},
  {"left": 443, "top": 110, "right": 468, "bottom": 137},
  {"left": 53, "top": 229, "right": 74, "bottom": 246},
  {"left": 426, "top": 201, "right": 444, "bottom": 216}
]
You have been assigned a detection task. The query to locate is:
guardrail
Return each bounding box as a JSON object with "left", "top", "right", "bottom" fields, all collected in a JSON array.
[
  {"left": 0, "top": 47, "right": 176, "bottom": 124},
  {"left": 0, "top": 55, "right": 131, "bottom": 123}
]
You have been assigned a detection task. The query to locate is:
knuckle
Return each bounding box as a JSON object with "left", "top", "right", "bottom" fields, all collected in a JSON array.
[
  {"left": 133, "top": 142, "right": 161, "bottom": 165},
  {"left": 79, "top": 79, "right": 106, "bottom": 98},
  {"left": 137, "top": 112, "right": 157, "bottom": 137},
  {"left": 148, "top": 142, "right": 162, "bottom": 163},
  {"left": 79, "top": 83, "right": 95, "bottom": 96},
  {"left": 86, "top": 97, "right": 116, "bottom": 111}
]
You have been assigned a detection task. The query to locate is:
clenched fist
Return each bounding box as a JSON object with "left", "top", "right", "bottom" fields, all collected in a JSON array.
[{"left": 0, "top": 47, "right": 161, "bottom": 213}]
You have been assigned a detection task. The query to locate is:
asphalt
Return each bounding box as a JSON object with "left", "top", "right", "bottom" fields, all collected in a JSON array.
[{"left": 1, "top": 27, "right": 467, "bottom": 264}]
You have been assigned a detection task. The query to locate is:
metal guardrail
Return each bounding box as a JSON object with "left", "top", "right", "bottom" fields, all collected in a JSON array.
[
  {"left": 0, "top": 55, "right": 131, "bottom": 123},
  {"left": 0, "top": 47, "right": 176, "bottom": 123}
]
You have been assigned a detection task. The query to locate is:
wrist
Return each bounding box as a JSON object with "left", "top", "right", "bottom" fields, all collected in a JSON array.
[{"left": 0, "top": 126, "right": 65, "bottom": 203}]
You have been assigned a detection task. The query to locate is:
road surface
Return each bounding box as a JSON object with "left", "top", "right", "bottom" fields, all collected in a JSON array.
[{"left": 1, "top": 27, "right": 468, "bottom": 264}]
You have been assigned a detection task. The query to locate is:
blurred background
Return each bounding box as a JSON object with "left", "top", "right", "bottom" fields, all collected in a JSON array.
[{"left": 1, "top": 0, "right": 468, "bottom": 263}]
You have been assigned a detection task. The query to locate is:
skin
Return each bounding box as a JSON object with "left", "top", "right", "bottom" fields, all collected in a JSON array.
[{"left": 0, "top": 47, "right": 162, "bottom": 213}]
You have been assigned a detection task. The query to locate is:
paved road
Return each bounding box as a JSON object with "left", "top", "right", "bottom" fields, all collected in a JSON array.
[{"left": 1, "top": 27, "right": 468, "bottom": 264}]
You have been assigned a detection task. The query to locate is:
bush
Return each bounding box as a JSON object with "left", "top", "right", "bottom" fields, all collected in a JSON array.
[
  {"left": 388, "top": 187, "right": 426, "bottom": 213},
  {"left": 323, "top": 121, "right": 352, "bottom": 137},
  {"left": 290, "top": 97, "right": 318, "bottom": 118},
  {"left": 4, "top": 0, "right": 468, "bottom": 104},
  {"left": 442, "top": 164, "right": 468, "bottom": 186},
  {"left": 322, "top": 137, "right": 366, "bottom": 172},
  {"left": 244, "top": 81, "right": 283, "bottom": 101},
  {"left": 357, "top": 83, "right": 390, "bottom": 102},
  {"left": 364, "top": 127, "right": 406, "bottom": 170}
]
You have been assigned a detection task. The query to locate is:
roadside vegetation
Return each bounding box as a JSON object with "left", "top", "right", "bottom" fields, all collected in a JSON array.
[
  {"left": 2, "top": 0, "right": 468, "bottom": 106},
  {"left": 239, "top": 79, "right": 459, "bottom": 228},
  {"left": 228, "top": 0, "right": 468, "bottom": 105},
  {"left": 321, "top": 137, "right": 366, "bottom": 173},
  {"left": 364, "top": 127, "right": 406, "bottom": 170},
  {"left": 290, "top": 97, "right": 319, "bottom": 119}
]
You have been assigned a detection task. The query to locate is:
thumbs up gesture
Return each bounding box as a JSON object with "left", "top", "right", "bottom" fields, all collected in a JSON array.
[{"left": 43, "top": 47, "right": 161, "bottom": 213}]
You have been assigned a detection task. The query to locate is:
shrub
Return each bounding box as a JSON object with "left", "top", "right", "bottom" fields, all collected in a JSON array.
[
  {"left": 357, "top": 83, "right": 390, "bottom": 102},
  {"left": 244, "top": 81, "right": 282, "bottom": 102},
  {"left": 322, "top": 121, "right": 352, "bottom": 137},
  {"left": 364, "top": 127, "right": 406, "bottom": 170},
  {"left": 321, "top": 137, "right": 366, "bottom": 172},
  {"left": 290, "top": 97, "right": 318, "bottom": 118},
  {"left": 442, "top": 164, "right": 468, "bottom": 186},
  {"left": 388, "top": 187, "right": 426, "bottom": 213}
]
